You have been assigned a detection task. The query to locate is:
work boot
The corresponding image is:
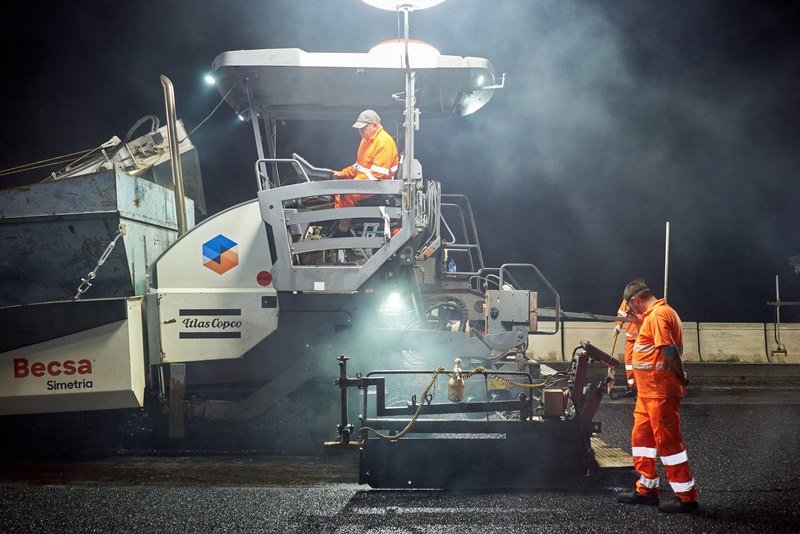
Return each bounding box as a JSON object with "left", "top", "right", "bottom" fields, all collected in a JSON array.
[
  {"left": 620, "top": 388, "right": 637, "bottom": 399},
  {"left": 658, "top": 499, "right": 699, "bottom": 513},
  {"left": 617, "top": 491, "right": 659, "bottom": 506}
]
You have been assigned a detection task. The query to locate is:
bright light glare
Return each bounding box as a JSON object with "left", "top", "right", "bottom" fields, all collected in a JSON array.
[
  {"left": 476, "top": 75, "right": 485, "bottom": 86},
  {"left": 383, "top": 291, "right": 406, "bottom": 313},
  {"left": 362, "top": 0, "right": 445, "bottom": 11},
  {"left": 237, "top": 113, "right": 246, "bottom": 122},
  {"left": 204, "top": 73, "right": 216, "bottom": 85},
  {"left": 369, "top": 39, "right": 440, "bottom": 68}
]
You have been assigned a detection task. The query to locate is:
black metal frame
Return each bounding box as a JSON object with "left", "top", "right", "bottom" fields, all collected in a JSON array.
[{"left": 328, "top": 353, "right": 610, "bottom": 489}]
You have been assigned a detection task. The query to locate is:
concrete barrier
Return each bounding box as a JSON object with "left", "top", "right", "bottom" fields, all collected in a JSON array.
[
  {"left": 765, "top": 323, "right": 800, "bottom": 364},
  {"left": 698, "top": 323, "right": 768, "bottom": 363},
  {"left": 682, "top": 322, "right": 701, "bottom": 362},
  {"left": 527, "top": 321, "right": 797, "bottom": 364},
  {"left": 527, "top": 330, "right": 562, "bottom": 361}
]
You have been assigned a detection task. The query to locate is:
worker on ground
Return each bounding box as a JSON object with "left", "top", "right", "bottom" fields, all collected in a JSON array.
[
  {"left": 616, "top": 280, "right": 699, "bottom": 513},
  {"left": 331, "top": 109, "right": 399, "bottom": 235},
  {"left": 613, "top": 287, "right": 643, "bottom": 397}
]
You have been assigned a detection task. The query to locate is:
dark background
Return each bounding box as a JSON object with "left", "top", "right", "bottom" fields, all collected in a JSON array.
[{"left": 3, "top": 0, "right": 800, "bottom": 322}]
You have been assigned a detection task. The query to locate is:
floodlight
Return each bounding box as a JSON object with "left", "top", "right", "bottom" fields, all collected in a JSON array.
[
  {"left": 383, "top": 292, "right": 406, "bottom": 313},
  {"left": 362, "top": 0, "right": 445, "bottom": 11},
  {"left": 204, "top": 73, "right": 216, "bottom": 85},
  {"left": 369, "top": 39, "right": 440, "bottom": 68}
]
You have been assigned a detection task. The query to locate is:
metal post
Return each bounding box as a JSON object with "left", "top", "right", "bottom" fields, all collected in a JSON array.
[
  {"left": 246, "top": 82, "right": 269, "bottom": 190},
  {"left": 263, "top": 114, "right": 280, "bottom": 186},
  {"left": 775, "top": 274, "right": 782, "bottom": 348},
  {"left": 160, "top": 75, "right": 188, "bottom": 236},
  {"left": 402, "top": 7, "right": 416, "bottom": 211},
  {"left": 664, "top": 221, "right": 670, "bottom": 302},
  {"left": 336, "top": 355, "right": 354, "bottom": 444}
]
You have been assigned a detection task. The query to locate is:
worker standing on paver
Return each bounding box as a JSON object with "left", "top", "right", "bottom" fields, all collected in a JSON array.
[{"left": 616, "top": 280, "right": 699, "bottom": 513}]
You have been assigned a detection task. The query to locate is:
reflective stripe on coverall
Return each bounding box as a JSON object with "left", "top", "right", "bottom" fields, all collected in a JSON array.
[
  {"left": 631, "top": 298, "right": 698, "bottom": 503},
  {"left": 615, "top": 298, "right": 640, "bottom": 389},
  {"left": 335, "top": 125, "right": 399, "bottom": 209}
]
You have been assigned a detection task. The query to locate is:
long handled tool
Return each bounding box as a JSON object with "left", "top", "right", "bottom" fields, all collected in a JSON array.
[{"left": 606, "top": 327, "right": 621, "bottom": 395}]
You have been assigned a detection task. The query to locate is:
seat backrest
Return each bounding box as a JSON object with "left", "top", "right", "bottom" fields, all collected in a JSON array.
[{"left": 291, "top": 153, "right": 335, "bottom": 181}]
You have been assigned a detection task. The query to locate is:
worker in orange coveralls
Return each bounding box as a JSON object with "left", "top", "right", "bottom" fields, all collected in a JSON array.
[
  {"left": 613, "top": 292, "right": 642, "bottom": 397},
  {"left": 616, "top": 280, "right": 699, "bottom": 513},
  {"left": 331, "top": 109, "right": 398, "bottom": 234}
]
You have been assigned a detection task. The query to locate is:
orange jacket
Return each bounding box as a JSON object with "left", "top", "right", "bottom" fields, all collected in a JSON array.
[
  {"left": 615, "top": 298, "right": 641, "bottom": 387},
  {"left": 631, "top": 298, "right": 685, "bottom": 399},
  {"left": 338, "top": 125, "right": 399, "bottom": 181},
  {"left": 615, "top": 299, "right": 641, "bottom": 356}
]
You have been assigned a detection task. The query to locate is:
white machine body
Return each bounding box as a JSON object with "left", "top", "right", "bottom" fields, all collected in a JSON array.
[{"left": 147, "top": 199, "right": 279, "bottom": 364}]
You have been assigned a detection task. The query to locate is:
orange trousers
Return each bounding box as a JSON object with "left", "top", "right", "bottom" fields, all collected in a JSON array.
[
  {"left": 631, "top": 396, "right": 698, "bottom": 503},
  {"left": 334, "top": 192, "right": 374, "bottom": 209},
  {"left": 335, "top": 173, "right": 373, "bottom": 209}
]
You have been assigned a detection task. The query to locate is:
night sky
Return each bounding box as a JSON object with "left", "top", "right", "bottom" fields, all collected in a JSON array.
[{"left": 3, "top": 0, "right": 800, "bottom": 323}]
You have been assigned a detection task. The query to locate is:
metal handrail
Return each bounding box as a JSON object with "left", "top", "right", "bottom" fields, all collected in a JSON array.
[
  {"left": 254, "top": 157, "right": 311, "bottom": 191},
  {"left": 498, "top": 263, "right": 561, "bottom": 335}
]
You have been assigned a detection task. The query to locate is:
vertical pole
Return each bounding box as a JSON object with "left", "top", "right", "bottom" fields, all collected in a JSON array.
[
  {"left": 336, "top": 355, "right": 353, "bottom": 444},
  {"left": 775, "top": 274, "right": 781, "bottom": 348},
  {"left": 664, "top": 221, "right": 670, "bottom": 302},
  {"left": 168, "top": 363, "right": 186, "bottom": 439},
  {"left": 402, "top": 7, "right": 415, "bottom": 212},
  {"left": 246, "top": 82, "right": 269, "bottom": 190},
  {"left": 160, "top": 75, "right": 188, "bottom": 236},
  {"left": 263, "top": 113, "right": 280, "bottom": 186}
]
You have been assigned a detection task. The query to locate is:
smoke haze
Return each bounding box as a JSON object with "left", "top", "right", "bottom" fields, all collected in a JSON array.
[{"left": 2, "top": 0, "right": 799, "bottom": 321}]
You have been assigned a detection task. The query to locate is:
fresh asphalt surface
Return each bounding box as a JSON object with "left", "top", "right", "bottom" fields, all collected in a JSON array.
[{"left": 1, "top": 389, "right": 799, "bottom": 533}]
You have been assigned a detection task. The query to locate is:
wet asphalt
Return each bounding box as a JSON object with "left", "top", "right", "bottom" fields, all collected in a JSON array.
[{"left": 1, "top": 391, "right": 799, "bottom": 533}]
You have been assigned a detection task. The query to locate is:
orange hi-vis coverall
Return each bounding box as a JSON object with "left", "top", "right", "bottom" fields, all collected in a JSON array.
[
  {"left": 335, "top": 125, "right": 399, "bottom": 209},
  {"left": 631, "top": 298, "right": 698, "bottom": 504},
  {"left": 616, "top": 298, "right": 641, "bottom": 389}
]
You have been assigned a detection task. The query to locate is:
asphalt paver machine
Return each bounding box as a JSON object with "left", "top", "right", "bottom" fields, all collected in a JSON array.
[{"left": 0, "top": 41, "right": 629, "bottom": 484}]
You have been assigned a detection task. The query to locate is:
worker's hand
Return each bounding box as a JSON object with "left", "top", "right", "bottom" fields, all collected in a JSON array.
[
  {"left": 678, "top": 373, "right": 689, "bottom": 387},
  {"left": 613, "top": 324, "right": 622, "bottom": 335}
]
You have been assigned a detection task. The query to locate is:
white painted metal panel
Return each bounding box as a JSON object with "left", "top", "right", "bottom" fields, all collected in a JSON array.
[
  {"left": 0, "top": 298, "right": 146, "bottom": 415},
  {"left": 155, "top": 290, "right": 279, "bottom": 363},
  {"left": 153, "top": 200, "right": 271, "bottom": 290}
]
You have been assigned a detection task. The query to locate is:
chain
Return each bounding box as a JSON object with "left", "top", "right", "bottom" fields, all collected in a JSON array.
[
  {"left": 462, "top": 366, "right": 548, "bottom": 389},
  {"left": 73, "top": 224, "right": 127, "bottom": 300},
  {"left": 360, "top": 366, "right": 446, "bottom": 441}
]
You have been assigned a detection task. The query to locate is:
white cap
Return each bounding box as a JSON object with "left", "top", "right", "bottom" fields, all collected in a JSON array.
[{"left": 352, "top": 109, "right": 381, "bottom": 128}]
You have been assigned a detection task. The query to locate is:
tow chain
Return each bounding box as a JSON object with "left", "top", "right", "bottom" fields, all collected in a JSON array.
[
  {"left": 360, "top": 364, "right": 547, "bottom": 442},
  {"left": 73, "top": 224, "right": 126, "bottom": 300},
  {"left": 360, "top": 366, "right": 446, "bottom": 441},
  {"left": 462, "top": 367, "right": 549, "bottom": 389}
]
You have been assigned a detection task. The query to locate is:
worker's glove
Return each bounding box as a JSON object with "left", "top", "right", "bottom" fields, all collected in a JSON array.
[
  {"left": 613, "top": 324, "right": 622, "bottom": 335},
  {"left": 677, "top": 372, "right": 689, "bottom": 387}
]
